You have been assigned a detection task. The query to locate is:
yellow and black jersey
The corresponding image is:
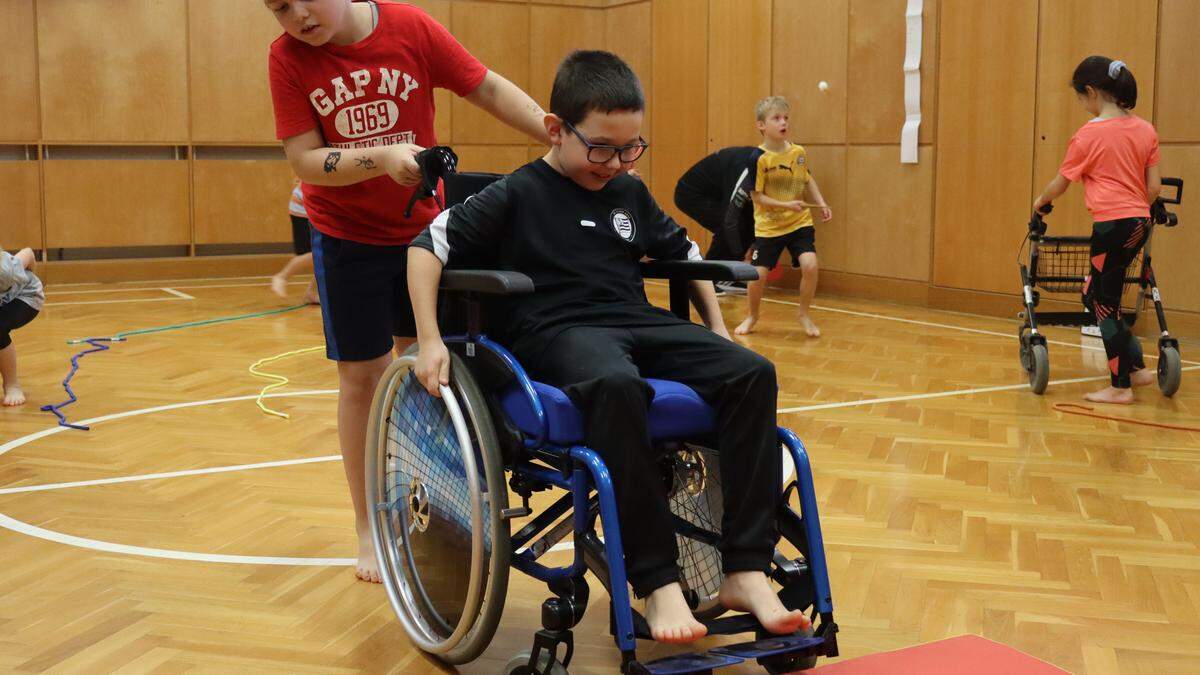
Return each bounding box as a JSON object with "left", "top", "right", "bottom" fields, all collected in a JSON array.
[{"left": 753, "top": 143, "right": 812, "bottom": 237}]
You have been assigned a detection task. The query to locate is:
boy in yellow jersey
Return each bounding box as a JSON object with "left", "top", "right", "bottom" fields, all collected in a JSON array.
[{"left": 735, "top": 96, "right": 832, "bottom": 337}]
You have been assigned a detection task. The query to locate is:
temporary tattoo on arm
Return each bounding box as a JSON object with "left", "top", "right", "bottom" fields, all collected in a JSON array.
[
  {"left": 355, "top": 156, "right": 376, "bottom": 170},
  {"left": 323, "top": 151, "right": 341, "bottom": 173}
]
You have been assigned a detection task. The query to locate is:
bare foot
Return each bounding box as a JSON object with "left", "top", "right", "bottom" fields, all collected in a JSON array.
[
  {"left": 270, "top": 274, "right": 288, "bottom": 299},
  {"left": 355, "top": 534, "right": 381, "bottom": 583},
  {"left": 1130, "top": 369, "right": 1155, "bottom": 388},
  {"left": 2, "top": 386, "right": 26, "bottom": 406},
  {"left": 718, "top": 571, "right": 810, "bottom": 635},
  {"left": 798, "top": 314, "right": 820, "bottom": 338},
  {"left": 1083, "top": 386, "right": 1134, "bottom": 405},
  {"left": 303, "top": 281, "right": 321, "bottom": 306},
  {"left": 734, "top": 315, "right": 759, "bottom": 335},
  {"left": 645, "top": 582, "right": 708, "bottom": 644}
]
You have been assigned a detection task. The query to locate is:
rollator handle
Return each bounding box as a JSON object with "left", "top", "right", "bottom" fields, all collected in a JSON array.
[
  {"left": 1160, "top": 177, "right": 1183, "bottom": 205},
  {"left": 1029, "top": 203, "right": 1051, "bottom": 238}
]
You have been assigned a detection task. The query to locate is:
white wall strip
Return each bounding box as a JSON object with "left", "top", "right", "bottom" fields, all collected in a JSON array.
[{"left": 901, "top": 0, "right": 923, "bottom": 163}]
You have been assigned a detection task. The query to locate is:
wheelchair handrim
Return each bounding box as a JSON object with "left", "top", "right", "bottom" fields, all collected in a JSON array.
[{"left": 367, "top": 355, "right": 485, "bottom": 655}]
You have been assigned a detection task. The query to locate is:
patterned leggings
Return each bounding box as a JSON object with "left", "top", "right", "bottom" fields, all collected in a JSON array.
[{"left": 1083, "top": 217, "right": 1149, "bottom": 388}]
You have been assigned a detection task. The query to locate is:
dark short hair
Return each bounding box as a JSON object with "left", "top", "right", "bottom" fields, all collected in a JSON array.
[
  {"left": 1071, "top": 55, "right": 1137, "bottom": 109},
  {"left": 550, "top": 50, "right": 644, "bottom": 126}
]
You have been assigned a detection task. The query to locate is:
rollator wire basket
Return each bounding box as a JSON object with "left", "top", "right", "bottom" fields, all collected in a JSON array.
[{"left": 1016, "top": 177, "right": 1184, "bottom": 396}]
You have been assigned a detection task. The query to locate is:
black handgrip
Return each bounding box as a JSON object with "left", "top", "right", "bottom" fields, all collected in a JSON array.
[
  {"left": 403, "top": 146, "right": 460, "bottom": 218},
  {"left": 1029, "top": 203, "right": 1051, "bottom": 237},
  {"left": 1161, "top": 177, "right": 1183, "bottom": 205}
]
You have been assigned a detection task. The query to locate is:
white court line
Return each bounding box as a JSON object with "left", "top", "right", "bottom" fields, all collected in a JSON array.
[
  {"left": 161, "top": 287, "right": 196, "bottom": 299},
  {"left": 46, "top": 286, "right": 175, "bottom": 297},
  {"left": 778, "top": 366, "right": 1200, "bottom": 414},
  {"left": 44, "top": 296, "right": 193, "bottom": 308},
  {"left": 0, "top": 455, "right": 342, "bottom": 495},
  {"left": 758, "top": 294, "right": 1200, "bottom": 366},
  {"left": 0, "top": 389, "right": 338, "bottom": 460}
]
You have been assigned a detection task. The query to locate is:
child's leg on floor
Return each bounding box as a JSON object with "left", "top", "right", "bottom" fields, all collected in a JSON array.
[
  {"left": 797, "top": 251, "right": 820, "bottom": 337},
  {"left": 735, "top": 266, "right": 771, "bottom": 335}
]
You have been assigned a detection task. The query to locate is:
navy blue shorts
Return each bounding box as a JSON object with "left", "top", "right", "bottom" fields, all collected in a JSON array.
[{"left": 311, "top": 229, "right": 417, "bottom": 362}]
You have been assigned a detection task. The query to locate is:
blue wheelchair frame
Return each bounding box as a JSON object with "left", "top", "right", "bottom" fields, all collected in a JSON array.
[{"left": 436, "top": 263, "right": 838, "bottom": 674}]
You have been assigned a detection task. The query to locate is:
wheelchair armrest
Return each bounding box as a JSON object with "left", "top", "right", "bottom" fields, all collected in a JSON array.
[
  {"left": 640, "top": 260, "right": 761, "bottom": 283},
  {"left": 441, "top": 269, "right": 534, "bottom": 295}
]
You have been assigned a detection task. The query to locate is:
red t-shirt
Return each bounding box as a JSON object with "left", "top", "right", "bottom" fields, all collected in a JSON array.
[
  {"left": 1058, "top": 115, "right": 1160, "bottom": 222},
  {"left": 268, "top": 1, "right": 487, "bottom": 245}
]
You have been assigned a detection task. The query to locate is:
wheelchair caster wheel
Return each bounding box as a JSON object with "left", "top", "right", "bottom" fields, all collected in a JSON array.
[
  {"left": 1159, "top": 345, "right": 1182, "bottom": 397},
  {"left": 504, "top": 650, "right": 569, "bottom": 675}
]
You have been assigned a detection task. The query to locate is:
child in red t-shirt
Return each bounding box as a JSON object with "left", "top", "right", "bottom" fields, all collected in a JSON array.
[
  {"left": 265, "top": 0, "right": 550, "bottom": 583},
  {"left": 1033, "top": 55, "right": 1162, "bottom": 405}
]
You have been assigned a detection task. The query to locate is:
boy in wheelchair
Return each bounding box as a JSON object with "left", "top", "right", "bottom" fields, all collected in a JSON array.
[{"left": 407, "top": 50, "right": 810, "bottom": 645}]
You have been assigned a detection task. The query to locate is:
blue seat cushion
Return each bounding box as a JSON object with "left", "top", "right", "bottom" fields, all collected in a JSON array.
[{"left": 498, "top": 378, "right": 715, "bottom": 445}]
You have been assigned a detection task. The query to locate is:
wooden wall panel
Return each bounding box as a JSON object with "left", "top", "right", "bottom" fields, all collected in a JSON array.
[
  {"left": 606, "top": 1, "right": 653, "bottom": 188},
  {"left": 1031, "top": 0, "right": 1159, "bottom": 236},
  {"left": 707, "top": 0, "right": 772, "bottom": 151},
  {"left": 454, "top": 145, "right": 532, "bottom": 175},
  {"left": 932, "top": 0, "right": 1038, "bottom": 293},
  {"left": 0, "top": 164, "right": 43, "bottom": 250},
  {"left": 531, "top": 6, "right": 606, "bottom": 110},
  {"left": 1149, "top": 146, "right": 1200, "bottom": 313},
  {"left": 844, "top": 145, "right": 933, "bottom": 281},
  {"left": 649, "top": 0, "right": 708, "bottom": 241},
  {"left": 1155, "top": 0, "right": 1200, "bottom": 142},
  {"left": 450, "top": 1, "right": 531, "bottom": 144},
  {"left": 193, "top": 161, "right": 294, "bottom": 244},
  {"left": 772, "top": 0, "right": 848, "bottom": 145},
  {"left": 188, "top": 0, "right": 286, "bottom": 144},
  {"left": 37, "top": 0, "right": 189, "bottom": 143},
  {"left": 802, "top": 145, "right": 847, "bottom": 273},
  {"left": 847, "top": 0, "right": 938, "bottom": 144},
  {"left": 43, "top": 161, "right": 190, "bottom": 248},
  {"left": 0, "top": 1, "right": 40, "bottom": 142},
  {"left": 405, "top": 0, "right": 454, "bottom": 144}
]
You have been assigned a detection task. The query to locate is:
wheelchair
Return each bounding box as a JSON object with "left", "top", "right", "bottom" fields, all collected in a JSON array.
[
  {"left": 1018, "top": 178, "right": 1185, "bottom": 395},
  {"left": 364, "top": 155, "right": 839, "bottom": 674}
]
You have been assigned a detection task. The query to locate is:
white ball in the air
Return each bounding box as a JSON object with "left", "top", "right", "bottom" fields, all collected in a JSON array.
[{"left": 818, "top": 81, "right": 830, "bottom": 92}]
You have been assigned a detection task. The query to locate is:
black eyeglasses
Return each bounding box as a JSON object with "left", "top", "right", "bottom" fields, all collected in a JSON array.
[{"left": 563, "top": 121, "right": 648, "bottom": 164}]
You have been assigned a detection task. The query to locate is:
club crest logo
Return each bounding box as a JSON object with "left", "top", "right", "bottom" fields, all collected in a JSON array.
[{"left": 610, "top": 209, "right": 636, "bottom": 242}]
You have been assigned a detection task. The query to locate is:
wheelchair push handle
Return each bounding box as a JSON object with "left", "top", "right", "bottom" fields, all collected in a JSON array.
[
  {"left": 403, "top": 145, "right": 460, "bottom": 218},
  {"left": 1029, "top": 203, "right": 1052, "bottom": 238}
]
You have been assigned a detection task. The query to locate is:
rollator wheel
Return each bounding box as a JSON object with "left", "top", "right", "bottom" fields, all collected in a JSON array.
[
  {"left": 668, "top": 443, "right": 727, "bottom": 621},
  {"left": 365, "top": 349, "right": 510, "bottom": 664},
  {"left": 1029, "top": 343, "right": 1049, "bottom": 394},
  {"left": 503, "top": 650, "right": 569, "bottom": 675},
  {"left": 1158, "top": 345, "right": 1182, "bottom": 397},
  {"left": 1018, "top": 331, "right": 1033, "bottom": 372}
]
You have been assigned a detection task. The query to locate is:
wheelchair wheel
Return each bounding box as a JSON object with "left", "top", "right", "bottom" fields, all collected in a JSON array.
[
  {"left": 503, "top": 650, "right": 569, "bottom": 675},
  {"left": 365, "top": 350, "right": 510, "bottom": 664},
  {"left": 1028, "top": 343, "right": 1049, "bottom": 394},
  {"left": 668, "top": 443, "right": 727, "bottom": 620},
  {"left": 1158, "top": 345, "right": 1182, "bottom": 397}
]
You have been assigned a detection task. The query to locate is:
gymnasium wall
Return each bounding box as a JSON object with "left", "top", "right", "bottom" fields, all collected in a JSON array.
[{"left": 1, "top": 0, "right": 1197, "bottom": 322}]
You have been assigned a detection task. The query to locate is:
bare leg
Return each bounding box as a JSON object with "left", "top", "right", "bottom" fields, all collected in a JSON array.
[
  {"left": 1, "top": 343, "right": 25, "bottom": 406},
  {"left": 272, "top": 253, "right": 314, "bottom": 299},
  {"left": 718, "top": 571, "right": 810, "bottom": 635},
  {"left": 644, "top": 582, "right": 708, "bottom": 644},
  {"left": 735, "top": 266, "right": 771, "bottom": 335},
  {"left": 336, "top": 352, "right": 393, "bottom": 582},
  {"left": 797, "top": 252, "right": 820, "bottom": 337}
]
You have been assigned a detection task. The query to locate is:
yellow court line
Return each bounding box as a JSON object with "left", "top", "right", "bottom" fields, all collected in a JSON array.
[{"left": 248, "top": 347, "right": 326, "bottom": 419}]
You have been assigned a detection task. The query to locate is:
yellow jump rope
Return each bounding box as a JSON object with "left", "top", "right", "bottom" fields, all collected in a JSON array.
[{"left": 248, "top": 346, "right": 325, "bottom": 419}]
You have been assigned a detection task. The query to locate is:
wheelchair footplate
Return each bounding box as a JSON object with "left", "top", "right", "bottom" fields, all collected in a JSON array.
[{"left": 641, "top": 631, "right": 828, "bottom": 674}]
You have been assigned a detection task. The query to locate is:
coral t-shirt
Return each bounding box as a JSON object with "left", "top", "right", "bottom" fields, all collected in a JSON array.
[
  {"left": 1058, "top": 115, "right": 1160, "bottom": 222},
  {"left": 268, "top": 1, "right": 487, "bottom": 245}
]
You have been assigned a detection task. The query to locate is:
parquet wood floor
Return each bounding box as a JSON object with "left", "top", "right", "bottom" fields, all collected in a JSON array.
[{"left": 1, "top": 277, "right": 1197, "bottom": 673}]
